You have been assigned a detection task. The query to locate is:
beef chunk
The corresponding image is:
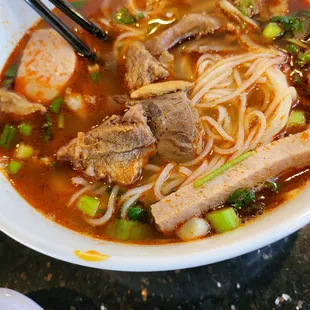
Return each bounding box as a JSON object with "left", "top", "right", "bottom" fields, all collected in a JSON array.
[
  {"left": 57, "top": 105, "right": 156, "bottom": 185},
  {"left": 125, "top": 41, "right": 169, "bottom": 90},
  {"left": 145, "top": 14, "right": 222, "bottom": 56},
  {"left": 0, "top": 89, "right": 46, "bottom": 115},
  {"left": 120, "top": 92, "right": 203, "bottom": 163}
]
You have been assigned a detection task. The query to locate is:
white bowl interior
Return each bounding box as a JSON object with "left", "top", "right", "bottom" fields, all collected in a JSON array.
[{"left": 0, "top": 0, "right": 310, "bottom": 272}]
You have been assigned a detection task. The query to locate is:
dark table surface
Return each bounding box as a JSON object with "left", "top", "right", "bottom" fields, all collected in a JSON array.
[{"left": 0, "top": 225, "right": 309, "bottom": 310}]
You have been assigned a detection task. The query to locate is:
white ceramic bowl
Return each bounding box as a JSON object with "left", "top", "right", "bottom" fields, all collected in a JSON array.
[{"left": 1, "top": 0, "right": 310, "bottom": 272}]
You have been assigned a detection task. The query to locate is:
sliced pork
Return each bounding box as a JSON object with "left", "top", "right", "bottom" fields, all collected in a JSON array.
[
  {"left": 15, "top": 29, "right": 77, "bottom": 103},
  {"left": 145, "top": 14, "right": 222, "bottom": 56},
  {"left": 57, "top": 105, "right": 156, "bottom": 185},
  {"left": 125, "top": 41, "right": 169, "bottom": 90},
  {"left": 0, "top": 89, "right": 46, "bottom": 115},
  {"left": 151, "top": 129, "right": 310, "bottom": 233}
]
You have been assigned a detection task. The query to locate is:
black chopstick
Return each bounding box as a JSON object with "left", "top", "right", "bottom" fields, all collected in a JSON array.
[
  {"left": 24, "top": 0, "right": 98, "bottom": 61},
  {"left": 48, "top": 0, "right": 108, "bottom": 40}
]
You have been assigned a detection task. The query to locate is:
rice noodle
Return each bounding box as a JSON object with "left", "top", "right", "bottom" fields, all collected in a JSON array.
[
  {"left": 85, "top": 185, "right": 119, "bottom": 226},
  {"left": 71, "top": 177, "right": 88, "bottom": 187},
  {"left": 182, "top": 137, "right": 214, "bottom": 167},
  {"left": 154, "top": 163, "right": 174, "bottom": 200},
  {"left": 162, "top": 177, "right": 185, "bottom": 195},
  {"left": 68, "top": 186, "right": 89, "bottom": 207},
  {"left": 201, "top": 116, "right": 235, "bottom": 142},
  {"left": 181, "top": 161, "right": 209, "bottom": 187},
  {"left": 120, "top": 182, "right": 155, "bottom": 203},
  {"left": 179, "top": 166, "right": 193, "bottom": 176},
  {"left": 121, "top": 193, "right": 141, "bottom": 218},
  {"left": 145, "top": 164, "right": 161, "bottom": 172}
]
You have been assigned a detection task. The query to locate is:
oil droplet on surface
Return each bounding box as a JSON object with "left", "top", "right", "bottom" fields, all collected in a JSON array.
[{"left": 74, "top": 250, "right": 109, "bottom": 262}]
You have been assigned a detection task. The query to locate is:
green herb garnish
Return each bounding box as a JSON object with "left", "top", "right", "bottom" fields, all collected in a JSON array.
[
  {"left": 194, "top": 151, "right": 253, "bottom": 188},
  {"left": 227, "top": 189, "right": 256, "bottom": 209},
  {"left": 271, "top": 16, "right": 304, "bottom": 35},
  {"left": 90, "top": 72, "right": 100, "bottom": 83},
  {"left": 42, "top": 114, "right": 53, "bottom": 142},
  {"left": 70, "top": 0, "right": 86, "bottom": 9},
  {"left": 114, "top": 7, "right": 136, "bottom": 25}
]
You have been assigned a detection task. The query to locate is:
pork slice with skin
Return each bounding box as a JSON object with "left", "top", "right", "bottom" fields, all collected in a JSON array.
[
  {"left": 0, "top": 89, "right": 46, "bottom": 115},
  {"left": 145, "top": 14, "right": 222, "bottom": 56},
  {"left": 125, "top": 41, "right": 169, "bottom": 90},
  {"left": 15, "top": 29, "right": 77, "bottom": 103},
  {"left": 151, "top": 129, "right": 310, "bottom": 234},
  {"left": 57, "top": 105, "right": 156, "bottom": 186}
]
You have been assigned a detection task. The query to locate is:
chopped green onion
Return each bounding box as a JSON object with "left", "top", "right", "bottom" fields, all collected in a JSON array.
[
  {"left": 77, "top": 195, "right": 100, "bottom": 217},
  {"left": 15, "top": 143, "right": 34, "bottom": 159},
  {"left": 263, "top": 22, "right": 283, "bottom": 39},
  {"left": 19, "top": 122, "right": 32, "bottom": 136},
  {"left": 58, "top": 113, "right": 65, "bottom": 129},
  {"left": 128, "top": 205, "right": 147, "bottom": 221},
  {"left": 297, "top": 50, "right": 310, "bottom": 67},
  {"left": 227, "top": 188, "right": 256, "bottom": 209},
  {"left": 285, "top": 44, "right": 300, "bottom": 54},
  {"left": 90, "top": 72, "right": 100, "bottom": 83},
  {"left": 42, "top": 114, "right": 53, "bottom": 142},
  {"left": 5, "top": 126, "right": 16, "bottom": 149},
  {"left": 5, "top": 64, "right": 18, "bottom": 78},
  {"left": 2, "top": 78, "right": 14, "bottom": 87},
  {"left": 302, "top": 10, "right": 310, "bottom": 17},
  {"left": 136, "top": 13, "right": 144, "bottom": 20},
  {"left": 286, "top": 38, "right": 309, "bottom": 49},
  {"left": 114, "top": 7, "right": 136, "bottom": 25},
  {"left": 292, "top": 72, "right": 301, "bottom": 85},
  {"left": 70, "top": 0, "right": 86, "bottom": 9},
  {"left": 0, "top": 125, "right": 16, "bottom": 149},
  {"left": 103, "top": 219, "right": 153, "bottom": 241},
  {"left": 0, "top": 125, "right": 11, "bottom": 147},
  {"left": 50, "top": 97, "right": 63, "bottom": 114},
  {"left": 207, "top": 208, "right": 240, "bottom": 233},
  {"left": 287, "top": 110, "right": 306, "bottom": 127},
  {"left": 8, "top": 160, "right": 23, "bottom": 175},
  {"left": 194, "top": 151, "right": 253, "bottom": 188},
  {"left": 271, "top": 16, "right": 304, "bottom": 35}
]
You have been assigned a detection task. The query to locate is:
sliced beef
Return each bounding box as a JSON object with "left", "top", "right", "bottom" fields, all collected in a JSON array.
[
  {"left": 57, "top": 105, "right": 156, "bottom": 186},
  {"left": 125, "top": 41, "right": 169, "bottom": 90},
  {"left": 0, "top": 89, "right": 46, "bottom": 115},
  {"left": 118, "top": 92, "right": 203, "bottom": 163},
  {"left": 151, "top": 129, "right": 310, "bottom": 233},
  {"left": 145, "top": 14, "right": 222, "bottom": 56},
  {"left": 130, "top": 81, "right": 194, "bottom": 99},
  {"left": 182, "top": 36, "right": 240, "bottom": 53}
]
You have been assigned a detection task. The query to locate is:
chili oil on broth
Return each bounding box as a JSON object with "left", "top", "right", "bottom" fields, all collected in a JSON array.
[{"left": 0, "top": 0, "right": 310, "bottom": 244}]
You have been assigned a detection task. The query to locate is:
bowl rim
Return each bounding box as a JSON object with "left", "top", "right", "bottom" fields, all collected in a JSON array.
[
  {"left": 1, "top": 180, "right": 310, "bottom": 272},
  {"left": 0, "top": 0, "right": 310, "bottom": 272}
]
